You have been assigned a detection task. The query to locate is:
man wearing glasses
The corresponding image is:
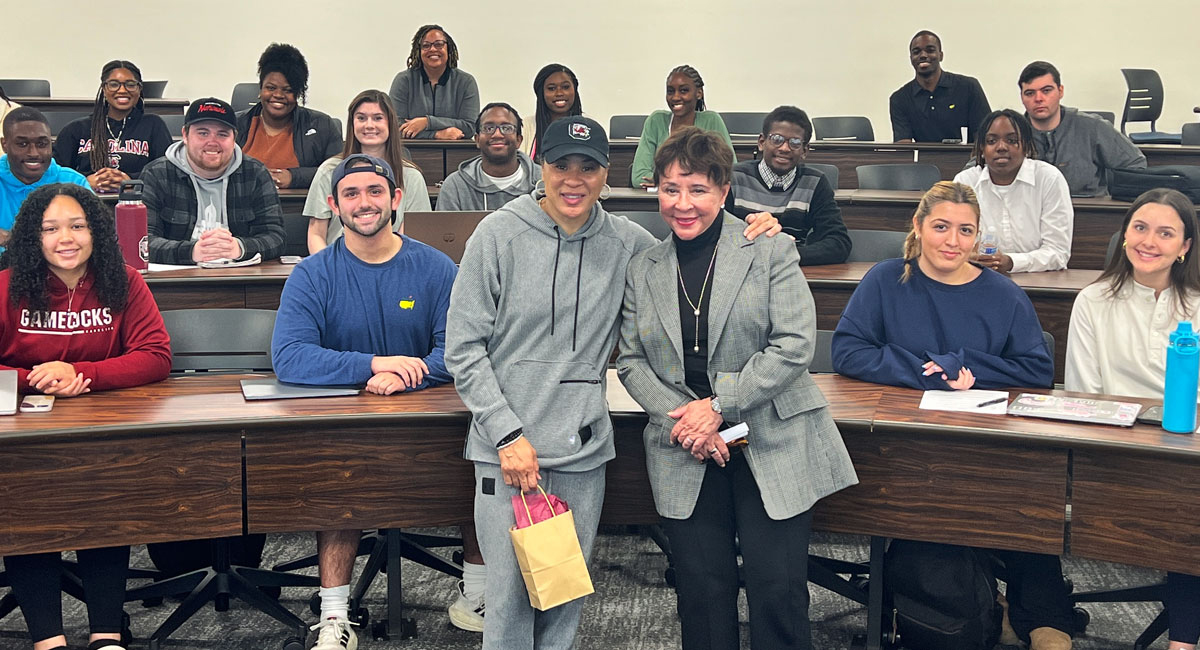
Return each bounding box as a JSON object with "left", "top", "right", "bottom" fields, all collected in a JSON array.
[
  {"left": 725, "top": 106, "right": 851, "bottom": 265},
  {"left": 438, "top": 103, "right": 541, "bottom": 211}
]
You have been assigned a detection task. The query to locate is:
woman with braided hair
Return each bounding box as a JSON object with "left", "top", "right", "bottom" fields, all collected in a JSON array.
[{"left": 630, "top": 64, "right": 733, "bottom": 188}]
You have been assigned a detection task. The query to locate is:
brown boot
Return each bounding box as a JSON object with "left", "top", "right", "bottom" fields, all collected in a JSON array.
[
  {"left": 997, "top": 592, "right": 1020, "bottom": 646},
  {"left": 1029, "top": 626, "right": 1072, "bottom": 650}
]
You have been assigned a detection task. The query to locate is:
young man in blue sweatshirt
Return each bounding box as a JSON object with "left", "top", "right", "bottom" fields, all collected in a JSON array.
[
  {"left": 271, "top": 154, "right": 456, "bottom": 650},
  {"left": 0, "top": 107, "right": 89, "bottom": 248}
]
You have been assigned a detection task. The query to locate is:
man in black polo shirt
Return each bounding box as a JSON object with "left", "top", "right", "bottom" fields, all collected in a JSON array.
[{"left": 889, "top": 30, "right": 991, "bottom": 143}]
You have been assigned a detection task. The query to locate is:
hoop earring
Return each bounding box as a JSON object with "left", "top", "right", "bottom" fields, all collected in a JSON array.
[
  {"left": 1180, "top": 253, "right": 1187, "bottom": 264},
  {"left": 600, "top": 184, "right": 611, "bottom": 201},
  {"left": 533, "top": 179, "right": 546, "bottom": 199},
  {"left": 1121, "top": 239, "right": 1128, "bottom": 249}
]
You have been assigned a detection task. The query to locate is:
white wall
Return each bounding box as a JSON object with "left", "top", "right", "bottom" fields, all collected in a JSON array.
[{"left": 10, "top": 0, "right": 1199, "bottom": 139}]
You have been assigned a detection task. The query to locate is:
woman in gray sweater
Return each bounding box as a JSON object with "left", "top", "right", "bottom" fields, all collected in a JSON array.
[{"left": 389, "top": 24, "right": 479, "bottom": 140}]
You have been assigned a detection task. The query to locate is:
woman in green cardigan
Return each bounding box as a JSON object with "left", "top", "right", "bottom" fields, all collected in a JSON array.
[{"left": 630, "top": 65, "right": 733, "bottom": 188}]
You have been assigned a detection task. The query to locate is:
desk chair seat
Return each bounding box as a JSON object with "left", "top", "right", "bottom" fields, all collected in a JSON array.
[{"left": 1120, "top": 69, "right": 1181, "bottom": 145}]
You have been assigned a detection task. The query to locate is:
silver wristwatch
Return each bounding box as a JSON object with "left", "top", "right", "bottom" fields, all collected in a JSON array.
[{"left": 710, "top": 397, "right": 722, "bottom": 414}]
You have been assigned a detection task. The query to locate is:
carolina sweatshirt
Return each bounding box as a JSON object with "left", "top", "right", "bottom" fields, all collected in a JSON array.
[
  {"left": 436, "top": 151, "right": 541, "bottom": 211},
  {"left": 0, "top": 266, "right": 172, "bottom": 391},
  {"left": 53, "top": 106, "right": 174, "bottom": 178},
  {"left": 446, "top": 194, "right": 656, "bottom": 470}
]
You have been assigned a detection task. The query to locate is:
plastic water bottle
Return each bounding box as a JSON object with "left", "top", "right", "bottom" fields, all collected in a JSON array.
[
  {"left": 1163, "top": 321, "right": 1199, "bottom": 434},
  {"left": 980, "top": 233, "right": 999, "bottom": 256},
  {"left": 115, "top": 180, "right": 148, "bottom": 271}
]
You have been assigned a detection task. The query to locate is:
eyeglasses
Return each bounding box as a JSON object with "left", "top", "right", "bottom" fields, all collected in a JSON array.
[
  {"left": 104, "top": 80, "right": 142, "bottom": 92},
  {"left": 420, "top": 40, "right": 448, "bottom": 51},
  {"left": 765, "top": 133, "right": 807, "bottom": 149},
  {"left": 480, "top": 124, "right": 517, "bottom": 135}
]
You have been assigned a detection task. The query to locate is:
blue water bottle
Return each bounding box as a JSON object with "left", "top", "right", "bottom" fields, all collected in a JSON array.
[{"left": 1163, "top": 321, "right": 1199, "bottom": 434}]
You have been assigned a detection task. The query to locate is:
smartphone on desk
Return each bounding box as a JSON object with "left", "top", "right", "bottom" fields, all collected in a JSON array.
[
  {"left": 20, "top": 395, "right": 54, "bottom": 413},
  {"left": 1136, "top": 405, "right": 1162, "bottom": 426}
]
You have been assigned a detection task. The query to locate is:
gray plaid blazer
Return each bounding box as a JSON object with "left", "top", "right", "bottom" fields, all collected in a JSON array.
[{"left": 617, "top": 213, "right": 857, "bottom": 520}]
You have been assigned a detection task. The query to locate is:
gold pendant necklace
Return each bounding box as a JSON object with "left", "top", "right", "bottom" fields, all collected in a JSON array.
[{"left": 677, "top": 246, "right": 718, "bottom": 353}]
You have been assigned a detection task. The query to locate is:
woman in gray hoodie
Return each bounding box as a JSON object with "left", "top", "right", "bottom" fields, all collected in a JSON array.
[{"left": 446, "top": 116, "right": 779, "bottom": 650}]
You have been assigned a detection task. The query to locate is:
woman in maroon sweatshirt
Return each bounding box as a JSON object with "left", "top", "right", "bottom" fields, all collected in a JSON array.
[{"left": 0, "top": 183, "right": 170, "bottom": 650}]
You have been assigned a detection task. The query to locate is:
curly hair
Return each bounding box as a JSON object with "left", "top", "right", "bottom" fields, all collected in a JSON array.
[
  {"left": 406, "top": 24, "right": 459, "bottom": 70},
  {"left": 531, "top": 64, "right": 582, "bottom": 162},
  {"left": 1, "top": 184, "right": 128, "bottom": 313},
  {"left": 257, "top": 43, "right": 309, "bottom": 103},
  {"left": 89, "top": 60, "right": 144, "bottom": 173},
  {"left": 668, "top": 65, "right": 706, "bottom": 112}
]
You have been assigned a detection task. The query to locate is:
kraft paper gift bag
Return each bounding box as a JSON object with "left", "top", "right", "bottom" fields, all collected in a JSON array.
[{"left": 509, "top": 486, "right": 594, "bottom": 610}]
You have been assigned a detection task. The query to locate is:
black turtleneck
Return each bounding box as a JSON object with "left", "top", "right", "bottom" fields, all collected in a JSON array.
[{"left": 675, "top": 216, "right": 723, "bottom": 398}]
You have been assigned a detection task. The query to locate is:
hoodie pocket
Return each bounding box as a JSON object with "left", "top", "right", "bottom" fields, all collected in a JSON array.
[{"left": 501, "top": 360, "right": 605, "bottom": 459}]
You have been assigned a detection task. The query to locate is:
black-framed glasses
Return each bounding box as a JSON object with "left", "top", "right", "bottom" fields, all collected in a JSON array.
[
  {"left": 765, "top": 133, "right": 807, "bottom": 149},
  {"left": 104, "top": 80, "right": 142, "bottom": 92},
  {"left": 480, "top": 124, "right": 517, "bottom": 135},
  {"left": 420, "top": 40, "right": 447, "bottom": 51}
]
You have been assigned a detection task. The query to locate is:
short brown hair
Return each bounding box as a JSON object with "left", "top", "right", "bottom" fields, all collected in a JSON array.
[{"left": 652, "top": 126, "right": 732, "bottom": 187}]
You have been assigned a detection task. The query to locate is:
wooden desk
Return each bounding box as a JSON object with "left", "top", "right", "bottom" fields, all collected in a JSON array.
[
  {"left": 146, "top": 261, "right": 294, "bottom": 310},
  {"left": 12, "top": 96, "right": 188, "bottom": 117}
]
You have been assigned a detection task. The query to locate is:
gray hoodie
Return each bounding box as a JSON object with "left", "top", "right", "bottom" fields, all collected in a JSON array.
[
  {"left": 164, "top": 140, "right": 244, "bottom": 239},
  {"left": 446, "top": 194, "right": 656, "bottom": 471},
  {"left": 1029, "top": 106, "right": 1147, "bottom": 198},
  {"left": 436, "top": 151, "right": 541, "bottom": 212}
]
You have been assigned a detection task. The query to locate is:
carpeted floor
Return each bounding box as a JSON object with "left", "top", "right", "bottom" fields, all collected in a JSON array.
[{"left": 0, "top": 529, "right": 1169, "bottom": 649}]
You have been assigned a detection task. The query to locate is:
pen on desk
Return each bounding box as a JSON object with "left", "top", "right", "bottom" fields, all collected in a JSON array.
[{"left": 976, "top": 397, "right": 1009, "bottom": 408}]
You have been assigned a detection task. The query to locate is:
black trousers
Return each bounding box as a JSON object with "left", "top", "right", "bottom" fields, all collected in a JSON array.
[
  {"left": 4, "top": 545, "right": 129, "bottom": 642},
  {"left": 990, "top": 549, "right": 1074, "bottom": 640},
  {"left": 1167, "top": 571, "right": 1200, "bottom": 644},
  {"left": 660, "top": 453, "right": 813, "bottom": 650}
]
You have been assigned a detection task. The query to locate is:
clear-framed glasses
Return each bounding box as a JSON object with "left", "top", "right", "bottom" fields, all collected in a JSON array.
[
  {"left": 480, "top": 124, "right": 517, "bottom": 135},
  {"left": 420, "top": 40, "right": 448, "bottom": 51},
  {"left": 104, "top": 80, "right": 142, "bottom": 92},
  {"left": 766, "top": 133, "right": 806, "bottom": 149}
]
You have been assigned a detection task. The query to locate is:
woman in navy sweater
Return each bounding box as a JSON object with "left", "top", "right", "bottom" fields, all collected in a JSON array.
[{"left": 831, "top": 181, "right": 1073, "bottom": 650}]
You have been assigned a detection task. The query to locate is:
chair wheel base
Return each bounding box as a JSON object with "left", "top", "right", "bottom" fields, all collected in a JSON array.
[{"left": 282, "top": 636, "right": 304, "bottom": 650}]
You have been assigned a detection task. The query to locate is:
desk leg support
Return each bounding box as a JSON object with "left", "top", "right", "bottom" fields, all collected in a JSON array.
[
  {"left": 372, "top": 528, "right": 418, "bottom": 641},
  {"left": 853, "top": 536, "right": 889, "bottom": 650}
]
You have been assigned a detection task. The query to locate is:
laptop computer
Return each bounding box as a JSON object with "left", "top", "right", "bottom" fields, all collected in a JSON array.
[
  {"left": 0, "top": 370, "right": 17, "bottom": 415},
  {"left": 240, "top": 378, "right": 360, "bottom": 401},
  {"left": 404, "top": 211, "right": 488, "bottom": 264}
]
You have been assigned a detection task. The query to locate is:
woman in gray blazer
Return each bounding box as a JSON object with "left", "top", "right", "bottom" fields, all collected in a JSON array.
[{"left": 616, "top": 127, "right": 857, "bottom": 650}]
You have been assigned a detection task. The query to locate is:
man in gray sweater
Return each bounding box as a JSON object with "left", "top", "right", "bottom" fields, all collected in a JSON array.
[
  {"left": 437, "top": 103, "right": 540, "bottom": 211},
  {"left": 1019, "top": 60, "right": 1146, "bottom": 197}
]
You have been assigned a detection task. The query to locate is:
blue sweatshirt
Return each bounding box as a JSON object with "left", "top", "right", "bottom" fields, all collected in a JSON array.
[
  {"left": 831, "top": 258, "right": 1053, "bottom": 390},
  {"left": 272, "top": 235, "right": 456, "bottom": 388},
  {"left": 0, "top": 155, "right": 90, "bottom": 231}
]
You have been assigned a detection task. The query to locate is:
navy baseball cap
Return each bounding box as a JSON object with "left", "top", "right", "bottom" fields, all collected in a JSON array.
[
  {"left": 330, "top": 154, "right": 397, "bottom": 192},
  {"left": 540, "top": 116, "right": 609, "bottom": 167}
]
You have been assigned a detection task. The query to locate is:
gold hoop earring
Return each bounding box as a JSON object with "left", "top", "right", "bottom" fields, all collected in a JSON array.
[
  {"left": 1180, "top": 253, "right": 1187, "bottom": 264},
  {"left": 1121, "top": 239, "right": 1128, "bottom": 249}
]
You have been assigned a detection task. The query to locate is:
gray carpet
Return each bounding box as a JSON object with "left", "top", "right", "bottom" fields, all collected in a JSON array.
[{"left": 0, "top": 529, "right": 1168, "bottom": 649}]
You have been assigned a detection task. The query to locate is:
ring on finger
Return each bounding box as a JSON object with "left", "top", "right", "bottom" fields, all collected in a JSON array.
[{"left": 709, "top": 447, "right": 719, "bottom": 454}]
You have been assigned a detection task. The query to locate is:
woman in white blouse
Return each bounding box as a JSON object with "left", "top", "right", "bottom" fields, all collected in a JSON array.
[
  {"left": 1064, "top": 187, "right": 1199, "bottom": 650},
  {"left": 954, "top": 109, "right": 1073, "bottom": 273}
]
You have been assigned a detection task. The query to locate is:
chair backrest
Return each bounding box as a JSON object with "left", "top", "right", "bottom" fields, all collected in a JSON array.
[
  {"left": 720, "top": 112, "right": 767, "bottom": 138},
  {"left": 812, "top": 116, "right": 875, "bottom": 142},
  {"left": 230, "top": 82, "right": 260, "bottom": 112},
  {"left": 162, "top": 308, "right": 277, "bottom": 372},
  {"left": 403, "top": 211, "right": 489, "bottom": 264},
  {"left": 161, "top": 113, "right": 185, "bottom": 135},
  {"left": 1083, "top": 110, "right": 1116, "bottom": 125},
  {"left": 281, "top": 213, "right": 308, "bottom": 257},
  {"left": 1182, "top": 123, "right": 1200, "bottom": 146},
  {"left": 1120, "top": 68, "right": 1165, "bottom": 134},
  {"left": 0, "top": 79, "right": 50, "bottom": 97},
  {"left": 609, "top": 115, "right": 647, "bottom": 140},
  {"left": 804, "top": 163, "right": 840, "bottom": 189},
  {"left": 1105, "top": 230, "right": 1123, "bottom": 267},
  {"left": 45, "top": 111, "right": 89, "bottom": 137},
  {"left": 811, "top": 329, "right": 836, "bottom": 374},
  {"left": 331, "top": 117, "right": 343, "bottom": 135},
  {"left": 619, "top": 211, "right": 672, "bottom": 241},
  {"left": 1042, "top": 330, "right": 1055, "bottom": 362},
  {"left": 846, "top": 229, "right": 908, "bottom": 263},
  {"left": 855, "top": 163, "right": 942, "bottom": 191},
  {"left": 142, "top": 81, "right": 168, "bottom": 98}
]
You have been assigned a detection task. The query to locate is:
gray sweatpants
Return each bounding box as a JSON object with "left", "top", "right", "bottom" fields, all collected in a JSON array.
[{"left": 473, "top": 461, "right": 607, "bottom": 650}]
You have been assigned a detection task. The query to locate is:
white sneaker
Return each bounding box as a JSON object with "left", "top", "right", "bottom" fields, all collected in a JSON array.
[
  {"left": 448, "top": 579, "right": 485, "bottom": 632},
  {"left": 310, "top": 616, "right": 358, "bottom": 650}
]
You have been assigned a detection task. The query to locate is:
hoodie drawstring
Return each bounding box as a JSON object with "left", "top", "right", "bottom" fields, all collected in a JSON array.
[
  {"left": 550, "top": 227, "right": 561, "bottom": 336},
  {"left": 573, "top": 238, "right": 584, "bottom": 352},
  {"left": 549, "top": 227, "right": 585, "bottom": 352}
]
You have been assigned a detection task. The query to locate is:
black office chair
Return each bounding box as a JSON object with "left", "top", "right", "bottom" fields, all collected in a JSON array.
[
  {"left": 1105, "top": 230, "right": 1123, "bottom": 267},
  {"left": 45, "top": 111, "right": 89, "bottom": 137},
  {"left": 230, "top": 82, "right": 260, "bottom": 112},
  {"left": 1084, "top": 110, "right": 1116, "bottom": 126},
  {"left": 846, "top": 229, "right": 907, "bottom": 263},
  {"left": 141, "top": 81, "right": 168, "bottom": 98},
  {"left": 1072, "top": 581, "right": 1168, "bottom": 650},
  {"left": 127, "top": 308, "right": 313, "bottom": 650},
  {"left": 618, "top": 211, "right": 672, "bottom": 240},
  {"left": 161, "top": 113, "right": 185, "bottom": 136},
  {"left": 1182, "top": 123, "right": 1200, "bottom": 146},
  {"left": 1120, "top": 69, "right": 1181, "bottom": 144},
  {"left": 0, "top": 79, "right": 50, "bottom": 97},
  {"left": 720, "top": 111, "right": 767, "bottom": 138},
  {"left": 805, "top": 163, "right": 841, "bottom": 189},
  {"left": 609, "top": 115, "right": 647, "bottom": 139},
  {"left": 813, "top": 116, "right": 875, "bottom": 142},
  {"left": 856, "top": 163, "right": 942, "bottom": 191},
  {"left": 810, "top": 329, "right": 837, "bottom": 374},
  {"left": 281, "top": 213, "right": 309, "bottom": 257}
]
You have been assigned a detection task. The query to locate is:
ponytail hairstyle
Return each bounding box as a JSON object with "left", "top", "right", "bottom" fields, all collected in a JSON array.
[
  {"left": 668, "top": 64, "right": 706, "bottom": 112},
  {"left": 89, "top": 60, "right": 143, "bottom": 173},
  {"left": 900, "top": 181, "right": 981, "bottom": 282}
]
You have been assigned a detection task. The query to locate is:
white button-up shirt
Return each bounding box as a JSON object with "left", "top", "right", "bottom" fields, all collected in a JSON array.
[{"left": 954, "top": 158, "right": 1074, "bottom": 272}]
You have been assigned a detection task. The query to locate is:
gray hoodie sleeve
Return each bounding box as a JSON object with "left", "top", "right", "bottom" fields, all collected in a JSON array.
[
  {"left": 445, "top": 221, "right": 523, "bottom": 444},
  {"left": 1097, "top": 125, "right": 1148, "bottom": 172}
]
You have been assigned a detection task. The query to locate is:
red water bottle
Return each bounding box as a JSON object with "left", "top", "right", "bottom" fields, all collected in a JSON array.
[{"left": 115, "top": 180, "right": 148, "bottom": 271}]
